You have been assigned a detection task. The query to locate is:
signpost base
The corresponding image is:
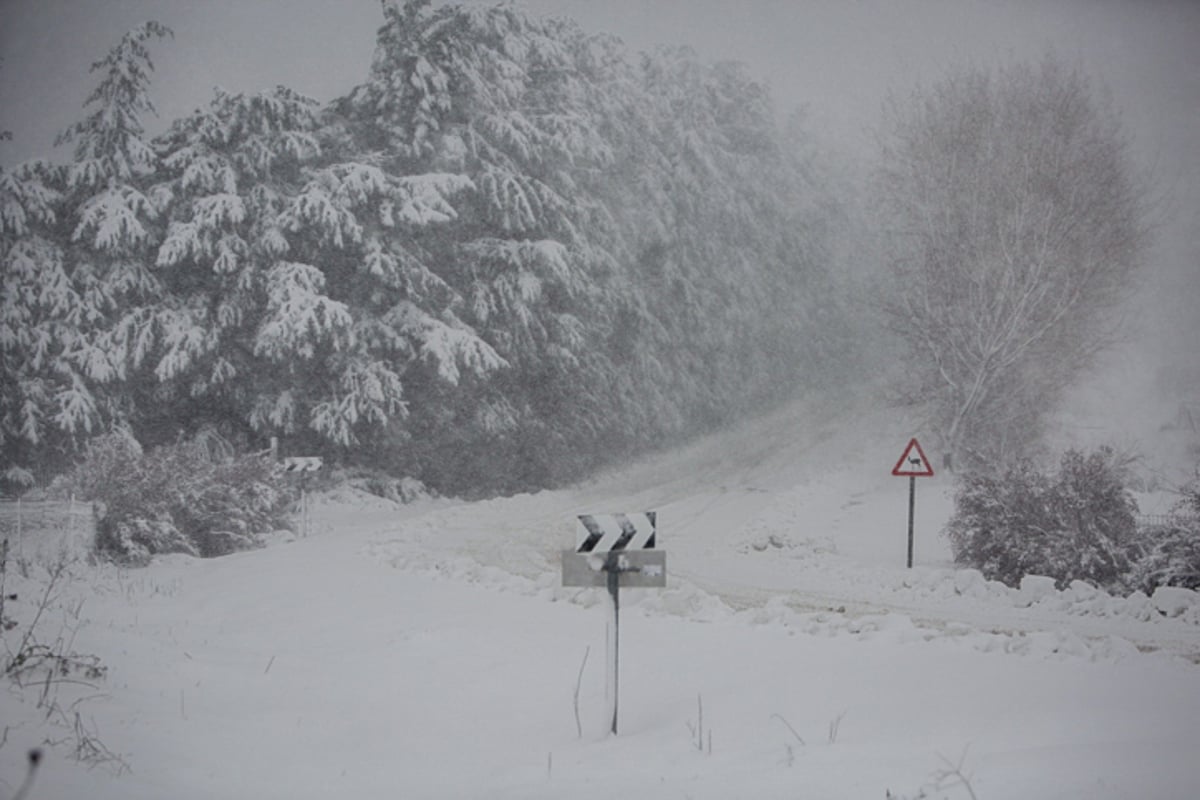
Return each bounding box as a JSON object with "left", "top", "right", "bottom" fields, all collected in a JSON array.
[
  {"left": 607, "top": 560, "right": 620, "bottom": 735},
  {"left": 561, "top": 550, "right": 667, "bottom": 736},
  {"left": 907, "top": 474, "right": 915, "bottom": 568}
]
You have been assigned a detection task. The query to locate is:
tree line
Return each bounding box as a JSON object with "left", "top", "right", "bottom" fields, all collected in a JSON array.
[
  {"left": 3, "top": 1, "right": 1150, "bottom": 497},
  {"left": 1, "top": 2, "right": 851, "bottom": 495}
]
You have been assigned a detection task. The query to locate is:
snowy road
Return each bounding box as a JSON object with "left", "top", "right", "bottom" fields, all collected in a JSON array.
[{"left": 359, "top": 393, "right": 1200, "bottom": 664}]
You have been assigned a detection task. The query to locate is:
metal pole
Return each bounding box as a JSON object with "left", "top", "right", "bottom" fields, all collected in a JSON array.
[
  {"left": 907, "top": 475, "right": 916, "bottom": 568},
  {"left": 301, "top": 474, "right": 310, "bottom": 538},
  {"left": 607, "top": 562, "right": 620, "bottom": 735}
]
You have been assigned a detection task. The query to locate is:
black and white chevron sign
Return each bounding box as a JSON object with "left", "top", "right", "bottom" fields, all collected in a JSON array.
[
  {"left": 575, "top": 512, "right": 657, "bottom": 553},
  {"left": 282, "top": 456, "right": 323, "bottom": 473}
]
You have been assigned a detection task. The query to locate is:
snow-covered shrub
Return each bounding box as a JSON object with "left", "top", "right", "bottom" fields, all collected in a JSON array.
[
  {"left": 1132, "top": 523, "right": 1199, "bottom": 591},
  {"left": 944, "top": 460, "right": 1053, "bottom": 588},
  {"left": 344, "top": 470, "right": 432, "bottom": 504},
  {"left": 945, "top": 447, "right": 1139, "bottom": 590},
  {"left": 72, "top": 433, "right": 292, "bottom": 565},
  {"left": 1049, "top": 448, "right": 1140, "bottom": 587},
  {"left": 1130, "top": 477, "right": 1200, "bottom": 591}
]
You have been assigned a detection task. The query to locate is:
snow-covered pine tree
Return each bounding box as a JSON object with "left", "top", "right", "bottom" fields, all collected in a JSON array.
[
  {"left": 0, "top": 156, "right": 68, "bottom": 487},
  {"left": 2, "top": 22, "right": 172, "bottom": 486},
  {"left": 152, "top": 78, "right": 503, "bottom": 452},
  {"left": 275, "top": 156, "right": 502, "bottom": 448},
  {"left": 7, "top": 7, "right": 848, "bottom": 497},
  {"left": 613, "top": 46, "right": 838, "bottom": 429},
  {"left": 332, "top": 1, "right": 844, "bottom": 491},
  {"left": 341, "top": 1, "right": 626, "bottom": 487},
  {"left": 149, "top": 85, "right": 328, "bottom": 444},
  {"left": 58, "top": 21, "right": 174, "bottom": 432}
]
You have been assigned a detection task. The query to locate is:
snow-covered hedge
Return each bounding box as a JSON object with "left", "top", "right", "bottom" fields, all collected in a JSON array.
[
  {"left": 946, "top": 448, "right": 1200, "bottom": 595},
  {"left": 1129, "top": 484, "right": 1200, "bottom": 591},
  {"left": 945, "top": 448, "right": 1139, "bottom": 590},
  {"left": 71, "top": 433, "right": 292, "bottom": 565}
]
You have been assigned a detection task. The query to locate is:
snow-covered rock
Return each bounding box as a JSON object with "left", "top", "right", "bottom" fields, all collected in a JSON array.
[
  {"left": 953, "top": 568, "right": 990, "bottom": 599},
  {"left": 1152, "top": 586, "right": 1198, "bottom": 618},
  {"left": 1018, "top": 574, "right": 1059, "bottom": 606}
]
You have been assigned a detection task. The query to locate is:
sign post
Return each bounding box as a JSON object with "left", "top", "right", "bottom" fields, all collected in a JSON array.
[
  {"left": 281, "top": 456, "right": 323, "bottom": 537},
  {"left": 606, "top": 554, "right": 620, "bottom": 736},
  {"left": 891, "top": 438, "right": 934, "bottom": 568},
  {"left": 562, "top": 512, "right": 665, "bottom": 735}
]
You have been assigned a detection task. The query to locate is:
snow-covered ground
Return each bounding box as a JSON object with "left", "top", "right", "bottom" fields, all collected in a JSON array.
[{"left": 3, "top": 393, "right": 1199, "bottom": 799}]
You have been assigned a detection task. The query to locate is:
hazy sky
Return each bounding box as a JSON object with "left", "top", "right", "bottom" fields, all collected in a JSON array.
[
  {"left": 1, "top": 0, "right": 1197, "bottom": 364},
  {"left": 2, "top": 1, "right": 1197, "bottom": 165}
]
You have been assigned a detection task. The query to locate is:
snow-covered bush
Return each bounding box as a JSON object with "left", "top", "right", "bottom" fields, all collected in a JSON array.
[
  {"left": 72, "top": 433, "right": 292, "bottom": 565},
  {"left": 1130, "top": 475, "right": 1200, "bottom": 592},
  {"left": 1132, "top": 522, "right": 1200, "bottom": 592},
  {"left": 945, "top": 447, "right": 1139, "bottom": 590},
  {"left": 343, "top": 469, "right": 433, "bottom": 504}
]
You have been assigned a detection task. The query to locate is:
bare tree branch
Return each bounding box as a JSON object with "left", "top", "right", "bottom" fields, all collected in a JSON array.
[{"left": 875, "top": 54, "right": 1151, "bottom": 469}]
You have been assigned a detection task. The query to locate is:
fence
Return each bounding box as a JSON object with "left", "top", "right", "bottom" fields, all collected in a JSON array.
[
  {"left": 0, "top": 496, "right": 96, "bottom": 562},
  {"left": 1136, "top": 512, "right": 1199, "bottom": 530}
]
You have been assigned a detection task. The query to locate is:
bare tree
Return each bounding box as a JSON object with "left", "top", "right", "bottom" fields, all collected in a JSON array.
[{"left": 875, "top": 55, "right": 1152, "bottom": 470}]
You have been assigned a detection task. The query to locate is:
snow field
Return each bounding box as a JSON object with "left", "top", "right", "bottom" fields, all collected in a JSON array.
[
  {"left": 8, "top": 523, "right": 1198, "bottom": 800},
  {"left": 3, "top": 395, "right": 1199, "bottom": 798}
]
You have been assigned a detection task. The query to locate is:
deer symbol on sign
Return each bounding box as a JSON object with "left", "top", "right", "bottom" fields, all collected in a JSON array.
[{"left": 892, "top": 438, "right": 934, "bottom": 478}]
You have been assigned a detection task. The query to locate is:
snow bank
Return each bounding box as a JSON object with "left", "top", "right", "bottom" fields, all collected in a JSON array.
[
  {"left": 362, "top": 509, "right": 1196, "bottom": 667},
  {"left": 894, "top": 566, "right": 1200, "bottom": 626}
]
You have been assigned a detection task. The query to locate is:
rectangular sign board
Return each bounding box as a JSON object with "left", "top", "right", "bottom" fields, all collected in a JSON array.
[{"left": 561, "top": 549, "right": 667, "bottom": 588}]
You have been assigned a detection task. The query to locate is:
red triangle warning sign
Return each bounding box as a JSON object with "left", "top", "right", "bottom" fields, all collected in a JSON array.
[{"left": 892, "top": 437, "right": 935, "bottom": 477}]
